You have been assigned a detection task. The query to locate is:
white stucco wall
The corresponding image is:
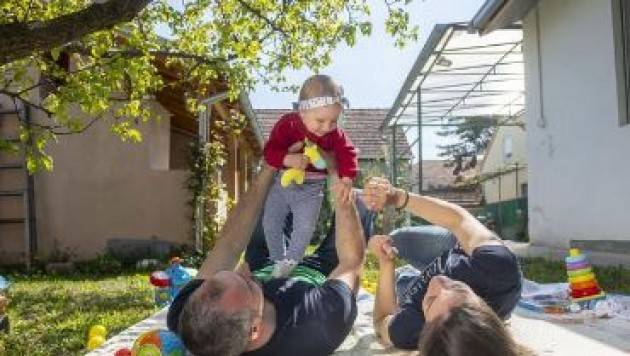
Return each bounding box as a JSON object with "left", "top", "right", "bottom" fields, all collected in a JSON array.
[
  {"left": 33, "top": 101, "right": 192, "bottom": 260},
  {"left": 523, "top": 0, "right": 630, "bottom": 248},
  {"left": 481, "top": 125, "right": 528, "bottom": 204}
]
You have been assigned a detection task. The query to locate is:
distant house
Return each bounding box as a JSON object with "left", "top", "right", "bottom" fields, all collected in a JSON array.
[
  {"left": 471, "top": 0, "right": 630, "bottom": 250},
  {"left": 255, "top": 109, "right": 412, "bottom": 186},
  {"left": 0, "top": 61, "right": 263, "bottom": 265},
  {"left": 479, "top": 118, "right": 527, "bottom": 204},
  {"left": 475, "top": 116, "right": 528, "bottom": 240},
  {"left": 411, "top": 160, "right": 482, "bottom": 209}
]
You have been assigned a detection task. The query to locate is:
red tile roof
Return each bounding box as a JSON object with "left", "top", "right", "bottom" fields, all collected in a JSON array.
[
  {"left": 255, "top": 109, "right": 411, "bottom": 159},
  {"left": 412, "top": 160, "right": 480, "bottom": 190}
]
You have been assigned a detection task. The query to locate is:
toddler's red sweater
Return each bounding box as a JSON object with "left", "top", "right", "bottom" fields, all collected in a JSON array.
[{"left": 263, "top": 112, "right": 358, "bottom": 179}]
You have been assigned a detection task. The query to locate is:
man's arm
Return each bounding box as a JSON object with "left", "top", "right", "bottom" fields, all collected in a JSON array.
[
  {"left": 196, "top": 165, "right": 276, "bottom": 279},
  {"left": 327, "top": 178, "right": 366, "bottom": 292},
  {"left": 363, "top": 177, "right": 498, "bottom": 256}
]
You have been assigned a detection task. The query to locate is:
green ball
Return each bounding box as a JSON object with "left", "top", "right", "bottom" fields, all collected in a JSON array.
[{"left": 136, "top": 344, "right": 162, "bottom": 356}]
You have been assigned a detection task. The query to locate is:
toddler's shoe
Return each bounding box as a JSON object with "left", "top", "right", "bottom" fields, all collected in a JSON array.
[{"left": 271, "top": 259, "right": 298, "bottom": 278}]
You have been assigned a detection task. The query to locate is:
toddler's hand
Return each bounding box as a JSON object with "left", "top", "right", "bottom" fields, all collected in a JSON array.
[
  {"left": 283, "top": 153, "right": 309, "bottom": 170},
  {"left": 368, "top": 235, "right": 398, "bottom": 263}
]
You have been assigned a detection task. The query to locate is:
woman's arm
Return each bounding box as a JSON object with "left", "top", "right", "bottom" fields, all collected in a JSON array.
[
  {"left": 368, "top": 235, "right": 398, "bottom": 346},
  {"left": 363, "top": 177, "right": 499, "bottom": 255}
]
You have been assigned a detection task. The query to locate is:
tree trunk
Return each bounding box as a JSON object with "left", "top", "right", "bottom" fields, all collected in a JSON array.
[{"left": 0, "top": 0, "right": 152, "bottom": 66}]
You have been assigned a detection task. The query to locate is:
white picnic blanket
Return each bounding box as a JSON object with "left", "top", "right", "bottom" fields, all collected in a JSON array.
[
  {"left": 86, "top": 290, "right": 412, "bottom": 356},
  {"left": 88, "top": 286, "right": 630, "bottom": 356}
]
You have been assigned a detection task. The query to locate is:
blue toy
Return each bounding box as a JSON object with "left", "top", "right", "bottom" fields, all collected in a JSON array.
[
  {"left": 165, "top": 257, "right": 192, "bottom": 300},
  {"left": 132, "top": 329, "right": 186, "bottom": 356}
]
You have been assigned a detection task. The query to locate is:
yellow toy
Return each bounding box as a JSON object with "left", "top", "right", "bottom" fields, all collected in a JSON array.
[
  {"left": 87, "top": 324, "right": 107, "bottom": 350},
  {"left": 280, "top": 142, "right": 326, "bottom": 187}
]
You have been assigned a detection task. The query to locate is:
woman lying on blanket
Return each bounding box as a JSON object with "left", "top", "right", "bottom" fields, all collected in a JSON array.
[{"left": 361, "top": 177, "right": 531, "bottom": 356}]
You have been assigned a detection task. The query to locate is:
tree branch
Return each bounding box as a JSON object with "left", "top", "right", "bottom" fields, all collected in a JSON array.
[
  {"left": 0, "top": 89, "right": 54, "bottom": 116},
  {"left": 0, "top": 0, "right": 152, "bottom": 66},
  {"left": 235, "top": 0, "right": 289, "bottom": 37},
  {"left": 63, "top": 43, "right": 231, "bottom": 66}
]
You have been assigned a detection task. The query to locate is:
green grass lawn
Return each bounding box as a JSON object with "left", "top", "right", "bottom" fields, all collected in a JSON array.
[
  {"left": 520, "top": 257, "right": 630, "bottom": 294},
  {"left": 0, "top": 271, "right": 156, "bottom": 356},
  {"left": 1, "top": 256, "right": 629, "bottom": 355},
  {"left": 361, "top": 255, "right": 630, "bottom": 294}
]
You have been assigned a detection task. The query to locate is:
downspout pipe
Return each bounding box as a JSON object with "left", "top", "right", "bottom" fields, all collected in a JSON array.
[
  {"left": 471, "top": 0, "right": 506, "bottom": 33},
  {"left": 238, "top": 92, "right": 264, "bottom": 147},
  {"left": 195, "top": 92, "right": 229, "bottom": 252}
]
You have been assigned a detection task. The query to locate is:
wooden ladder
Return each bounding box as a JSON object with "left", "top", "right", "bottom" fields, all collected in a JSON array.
[{"left": 0, "top": 100, "right": 36, "bottom": 269}]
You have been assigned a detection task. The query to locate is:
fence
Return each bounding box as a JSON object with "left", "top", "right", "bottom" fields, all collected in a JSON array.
[{"left": 472, "top": 197, "right": 528, "bottom": 241}]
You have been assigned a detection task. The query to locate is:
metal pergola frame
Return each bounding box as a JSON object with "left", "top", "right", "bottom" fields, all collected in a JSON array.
[{"left": 382, "top": 23, "right": 525, "bottom": 192}]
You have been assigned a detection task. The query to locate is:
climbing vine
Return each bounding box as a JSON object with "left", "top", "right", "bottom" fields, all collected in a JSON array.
[{"left": 186, "top": 108, "right": 247, "bottom": 250}]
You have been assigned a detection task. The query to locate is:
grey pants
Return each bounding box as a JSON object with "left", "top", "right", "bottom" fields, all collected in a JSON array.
[{"left": 263, "top": 175, "right": 325, "bottom": 262}]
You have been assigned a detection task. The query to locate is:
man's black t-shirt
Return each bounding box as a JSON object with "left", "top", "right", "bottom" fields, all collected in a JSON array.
[
  {"left": 167, "top": 267, "right": 357, "bottom": 356},
  {"left": 388, "top": 244, "right": 522, "bottom": 350},
  {"left": 242, "top": 278, "right": 356, "bottom": 356}
]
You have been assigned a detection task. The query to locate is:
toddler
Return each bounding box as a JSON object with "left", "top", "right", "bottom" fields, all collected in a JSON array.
[{"left": 263, "top": 74, "right": 358, "bottom": 277}]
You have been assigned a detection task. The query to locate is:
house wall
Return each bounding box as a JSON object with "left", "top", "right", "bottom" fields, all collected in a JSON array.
[
  {"left": 481, "top": 125, "right": 528, "bottom": 204},
  {"left": 522, "top": 0, "right": 630, "bottom": 248},
  {"left": 0, "top": 94, "right": 27, "bottom": 264},
  {"left": 32, "top": 101, "right": 192, "bottom": 260}
]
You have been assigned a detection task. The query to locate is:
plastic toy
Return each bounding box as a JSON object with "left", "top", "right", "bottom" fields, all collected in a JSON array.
[
  {"left": 89, "top": 324, "right": 107, "bottom": 339},
  {"left": 149, "top": 258, "right": 193, "bottom": 306},
  {"left": 0, "top": 276, "right": 9, "bottom": 333},
  {"left": 132, "top": 329, "right": 186, "bottom": 356},
  {"left": 0, "top": 296, "right": 6, "bottom": 315},
  {"left": 114, "top": 348, "right": 133, "bottom": 356},
  {"left": 87, "top": 324, "right": 107, "bottom": 350},
  {"left": 150, "top": 271, "right": 171, "bottom": 307},
  {"left": 0, "top": 276, "right": 9, "bottom": 292},
  {"left": 0, "top": 295, "right": 8, "bottom": 332},
  {"left": 280, "top": 142, "right": 326, "bottom": 187},
  {"left": 165, "top": 257, "right": 192, "bottom": 300},
  {"left": 87, "top": 335, "right": 105, "bottom": 350},
  {"left": 565, "top": 248, "right": 605, "bottom": 306}
]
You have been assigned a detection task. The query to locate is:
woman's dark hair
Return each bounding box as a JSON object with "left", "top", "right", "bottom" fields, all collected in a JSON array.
[{"left": 418, "top": 301, "right": 534, "bottom": 356}]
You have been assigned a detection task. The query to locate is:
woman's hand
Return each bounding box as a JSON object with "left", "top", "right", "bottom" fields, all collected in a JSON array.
[
  {"left": 368, "top": 235, "right": 398, "bottom": 264},
  {"left": 362, "top": 177, "right": 404, "bottom": 211}
]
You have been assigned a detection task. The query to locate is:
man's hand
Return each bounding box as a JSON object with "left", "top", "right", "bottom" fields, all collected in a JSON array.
[
  {"left": 333, "top": 177, "right": 354, "bottom": 204},
  {"left": 368, "top": 235, "right": 397, "bottom": 264},
  {"left": 361, "top": 177, "right": 404, "bottom": 211},
  {"left": 283, "top": 153, "right": 309, "bottom": 170},
  {"left": 287, "top": 141, "right": 304, "bottom": 153}
]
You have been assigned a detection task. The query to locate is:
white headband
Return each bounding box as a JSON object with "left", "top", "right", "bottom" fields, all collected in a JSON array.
[{"left": 297, "top": 96, "right": 349, "bottom": 110}]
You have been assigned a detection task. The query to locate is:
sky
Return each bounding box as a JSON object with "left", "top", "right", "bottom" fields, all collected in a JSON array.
[{"left": 250, "top": 0, "right": 486, "bottom": 161}]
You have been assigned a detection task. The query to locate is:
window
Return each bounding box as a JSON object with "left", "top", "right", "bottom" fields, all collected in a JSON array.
[
  {"left": 613, "top": 0, "right": 630, "bottom": 125},
  {"left": 503, "top": 136, "right": 513, "bottom": 162}
]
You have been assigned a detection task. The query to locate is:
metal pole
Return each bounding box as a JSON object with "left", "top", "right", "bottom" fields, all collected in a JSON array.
[
  {"left": 515, "top": 163, "right": 519, "bottom": 197},
  {"left": 24, "top": 104, "right": 37, "bottom": 270},
  {"left": 194, "top": 108, "right": 210, "bottom": 253},
  {"left": 194, "top": 91, "right": 229, "bottom": 252},
  {"left": 417, "top": 89, "right": 423, "bottom": 193},
  {"left": 497, "top": 172, "right": 503, "bottom": 235},
  {"left": 391, "top": 126, "right": 397, "bottom": 185}
]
